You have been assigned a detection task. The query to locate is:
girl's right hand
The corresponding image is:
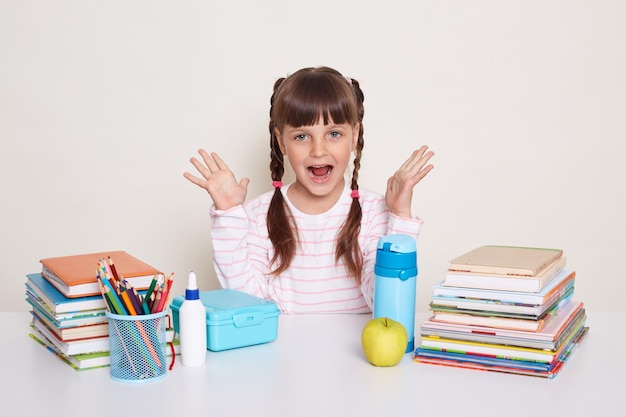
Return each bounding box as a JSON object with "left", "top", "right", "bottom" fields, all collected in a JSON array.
[{"left": 183, "top": 149, "right": 250, "bottom": 211}]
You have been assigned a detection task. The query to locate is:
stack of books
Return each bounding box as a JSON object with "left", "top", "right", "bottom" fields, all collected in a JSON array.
[
  {"left": 26, "top": 251, "right": 177, "bottom": 371},
  {"left": 413, "top": 245, "right": 589, "bottom": 378}
]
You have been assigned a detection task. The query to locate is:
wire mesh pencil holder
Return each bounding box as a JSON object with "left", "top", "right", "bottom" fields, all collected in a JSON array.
[{"left": 106, "top": 310, "right": 169, "bottom": 383}]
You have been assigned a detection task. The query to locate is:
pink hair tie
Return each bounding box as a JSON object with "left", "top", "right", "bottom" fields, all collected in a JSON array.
[
  {"left": 350, "top": 189, "right": 360, "bottom": 199},
  {"left": 272, "top": 181, "right": 283, "bottom": 189}
]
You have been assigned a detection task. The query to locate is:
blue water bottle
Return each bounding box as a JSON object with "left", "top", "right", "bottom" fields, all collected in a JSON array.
[{"left": 373, "top": 234, "right": 418, "bottom": 353}]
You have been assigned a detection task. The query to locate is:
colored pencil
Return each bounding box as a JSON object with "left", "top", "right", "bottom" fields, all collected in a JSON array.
[{"left": 108, "top": 256, "right": 120, "bottom": 281}]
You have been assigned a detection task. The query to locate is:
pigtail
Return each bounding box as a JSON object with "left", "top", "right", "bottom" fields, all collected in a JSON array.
[
  {"left": 335, "top": 78, "right": 365, "bottom": 283},
  {"left": 267, "top": 78, "right": 298, "bottom": 275},
  {"left": 266, "top": 68, "right": 365, "bottom": 281}
]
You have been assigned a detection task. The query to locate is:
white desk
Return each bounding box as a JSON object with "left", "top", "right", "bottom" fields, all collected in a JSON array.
[{"left": 0, "top": 312, "right": 622, "bottom": 416}]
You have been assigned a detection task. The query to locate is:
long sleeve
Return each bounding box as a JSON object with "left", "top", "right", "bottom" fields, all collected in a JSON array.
[
  {"left": 209, "top": 194, "right": 275, "bottom": 300},
  {"left": 210, "top": 186, "right": 423, "bottom": 313}
]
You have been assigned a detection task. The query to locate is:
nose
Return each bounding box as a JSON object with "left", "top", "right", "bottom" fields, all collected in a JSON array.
[{"left": 309, "top": 138, "right": 327, "bottom": 157}]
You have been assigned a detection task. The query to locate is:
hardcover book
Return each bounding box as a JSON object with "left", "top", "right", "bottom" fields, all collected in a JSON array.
[
  {"left": 29, "top": 332, "right": 110, "bottom": 371},
  {"left": 443, "top": 254, "right": 566, "bottom": 293},
  {"left": 429, "top": 309, "right": 547, "bottom": 332},
  {"left": 434, "top": 269, "right": 575, "bottom": 305},
  {"left": 30, "top": 313, "right": 110, "bottom": 356},
  {"left": 30, "top": 308, "right": 108, "bottom": 341},
  {"left": 418, "top": 315, "right": 586, "bottom": 363},
  {"left": 26, "top": 273, "right": 107, "bottom": 314},
  {"left": 422, "top": 301, "right": 585, "bottom": 351},
  {"left": 25, "top": 292, "right": 106, "bottom": 327},
  {"left": 29, "top": 327, "right": 179, "bottom": 371},
  {"left": 429, "top": 289, "right": 573, "bottom": 318},
  {"left": 40, "top": 250, "right": 160, "bottom": 298},
  {"left": 414, "top": 324, "right": 588, "bottom": 379},
  {"left": 448, "top": 245, "right": 564, "bottom": 277}
]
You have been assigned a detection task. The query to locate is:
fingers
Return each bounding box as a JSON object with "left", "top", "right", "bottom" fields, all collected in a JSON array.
[
  {"left": 198, "top": 149, "right": 219, "bottom": 174},
  {"left": 397, "top": 146, "right": 426, "bottom": 169},
  {"left": 210, "top": 152, "right": 231, "bottom": 171},
  {"left": 187, "top": 156, "right": 208, "bottom": 178},
  {"left": 397, "top": 145, "right": 435, "bottom": 182},
  {"left": 188, "top": 149, "right": 232, "bottom": 178},
  {"left": 407, "top": 146, "right": 434, "bottom": 168},
  {"left": 200, "top": 150, "right": 233, "bottom": 175},
  {"left": 182, "top": 171, "right": 206, "bottom": 188},
  {"left": 412, "top": 163, "right": 434, "bottom": 184},
  {"left": 182, "top": 149, "right": 218, "bottom": 189}
]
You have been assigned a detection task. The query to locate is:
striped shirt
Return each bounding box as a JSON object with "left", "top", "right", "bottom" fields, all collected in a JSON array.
[{"left": 210, "top": 184, "right": 423, "bottom": 314}]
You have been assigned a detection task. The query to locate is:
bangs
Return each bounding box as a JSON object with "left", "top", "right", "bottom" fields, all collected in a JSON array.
[{"left": 274, "top": 69, "right": 358, "bottom": 128}]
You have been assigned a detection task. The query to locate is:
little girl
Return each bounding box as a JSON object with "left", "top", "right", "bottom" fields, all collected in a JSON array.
[{"left": 184, "top": 66, "right": 434, "bottom": 313}]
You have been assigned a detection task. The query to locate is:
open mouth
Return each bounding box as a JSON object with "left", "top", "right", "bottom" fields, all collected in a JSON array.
[{"left": 308, "top": 165, "right": 333, "bottom": 180}]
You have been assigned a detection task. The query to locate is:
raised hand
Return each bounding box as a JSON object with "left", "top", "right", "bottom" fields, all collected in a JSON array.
[
  {"left": 183, "top": 149, "right": 250, "bottom": 211},
  {"left": 385, "top": 145, "right": 434, "bottom": 218}
]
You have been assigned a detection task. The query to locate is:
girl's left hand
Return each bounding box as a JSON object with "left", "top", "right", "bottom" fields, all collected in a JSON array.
[{"left": 385, "top": 145, "right": 434, "bottom": 218}]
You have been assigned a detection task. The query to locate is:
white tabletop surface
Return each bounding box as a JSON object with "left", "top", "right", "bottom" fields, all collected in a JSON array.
[{"left": 0, "top": 311, "right": 622, "bottom": 416}]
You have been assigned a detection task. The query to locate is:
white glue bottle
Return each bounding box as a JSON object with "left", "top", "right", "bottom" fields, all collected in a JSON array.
[{"left": 179, "top": 271, "right": 207, "bottom": 367}]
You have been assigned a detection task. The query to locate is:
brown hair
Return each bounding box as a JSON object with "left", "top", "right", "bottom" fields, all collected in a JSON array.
[{"left": 267, "top": 67, "right": 366, "bottom": 281}]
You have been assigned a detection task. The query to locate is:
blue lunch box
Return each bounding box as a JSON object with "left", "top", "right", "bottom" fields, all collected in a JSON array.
[{"left": 171, "top": 289, "right": 280, "bottom": 352}]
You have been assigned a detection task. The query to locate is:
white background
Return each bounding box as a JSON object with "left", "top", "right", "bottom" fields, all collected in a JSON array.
[{"left": 1, "top": 1, "right": 624, "bottom": 312}]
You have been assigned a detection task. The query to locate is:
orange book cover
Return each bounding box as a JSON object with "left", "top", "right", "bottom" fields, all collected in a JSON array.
[{"left": 40, "top": 250, "right": 160, "bottom": 298}]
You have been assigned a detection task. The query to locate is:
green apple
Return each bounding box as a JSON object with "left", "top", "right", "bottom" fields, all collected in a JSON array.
[{"left": 361, "top": 317, "right": 408, "bottom": 367}]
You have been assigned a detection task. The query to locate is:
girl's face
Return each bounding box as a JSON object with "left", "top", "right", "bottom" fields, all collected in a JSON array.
[{"left": 276, "top": 117, "right": 359, "bottom": 215}]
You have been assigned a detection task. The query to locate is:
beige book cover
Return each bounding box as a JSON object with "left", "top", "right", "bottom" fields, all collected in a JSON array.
[
  {"left": 442, "top": 257, "right": 568, "bottom": 293},
  {"left": 448, "top": 245, "right": 564, "bottom": 277}
]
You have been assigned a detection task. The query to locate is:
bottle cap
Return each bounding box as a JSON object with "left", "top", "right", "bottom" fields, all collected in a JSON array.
[
  {"left": 375, "top": 234, "right": 417, "bottom": 280},
  {"left": 185, "top": 271, "right": 200, "bottom": 300}
]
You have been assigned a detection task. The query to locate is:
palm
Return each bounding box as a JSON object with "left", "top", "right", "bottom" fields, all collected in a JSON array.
[
  {"left": 183, "top": 150, "right": 250, "bottom": 211},
  {"left": 205, "top": 170, "right": 248, "bottom": 210}
]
